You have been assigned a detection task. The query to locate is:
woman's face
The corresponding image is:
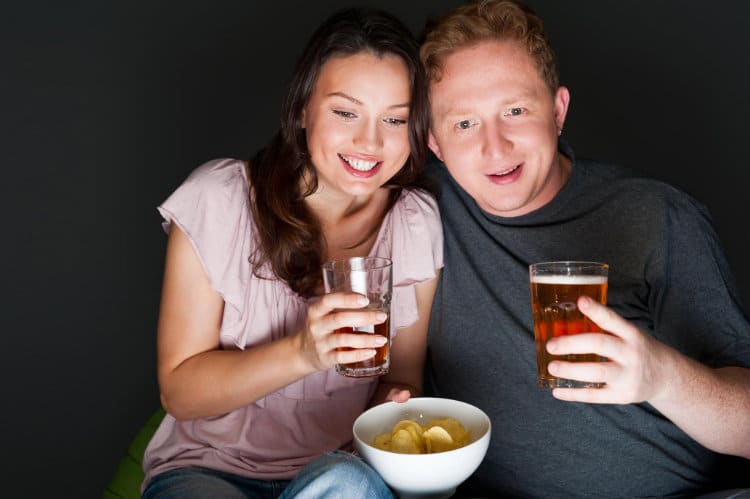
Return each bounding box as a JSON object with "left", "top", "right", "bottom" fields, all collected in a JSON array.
[{"left": 302, "top": 51, "right": 411, "bottom": 200}]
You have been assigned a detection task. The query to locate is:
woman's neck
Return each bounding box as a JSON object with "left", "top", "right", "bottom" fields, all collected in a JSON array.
[{"left": 305, "top": 187, "right": 392, "bottom": 261}]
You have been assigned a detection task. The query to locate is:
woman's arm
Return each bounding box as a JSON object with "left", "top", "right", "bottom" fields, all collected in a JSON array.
[{"left": 156, "top": 225, "right": 387, "bottom": 420}]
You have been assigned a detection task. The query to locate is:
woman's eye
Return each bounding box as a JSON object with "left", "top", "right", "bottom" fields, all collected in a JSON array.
[
  {"left": 455, "top": 119, "right": 475, "bottom": 130},
  {"left": 333, "top": 110, "right": 357, "bottom": 120},
  {"left": 505, "top": 107, "right": 525, "bottom": 117},
  {"left": 384, "top": 117, "right": 407, "bottom": 126}
]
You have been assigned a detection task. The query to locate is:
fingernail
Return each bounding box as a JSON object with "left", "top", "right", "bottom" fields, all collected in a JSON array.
[
  {"left": 357, "top": 295, "right": 369, "bottom": 306},
  {"left": 375, "top": 312, "right": 387, "bottom": 321},
  {"left": 374, "top": 336, "right": 387, "bottom": 346},
  {"left": 579, "top": 296, "right": 590, "bottom": 309}
]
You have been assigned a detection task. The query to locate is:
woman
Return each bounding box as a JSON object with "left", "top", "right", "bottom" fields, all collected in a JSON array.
[{"left": 141, "top": 7, "right": 443, "bottom": 499}]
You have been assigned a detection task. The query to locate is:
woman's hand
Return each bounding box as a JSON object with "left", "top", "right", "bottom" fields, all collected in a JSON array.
[
  {"left": 385, "top": 388, "right": 413, "bottom": 403},
  {"left": 298, "top": 291, "right": 389, "bottom": 372}
]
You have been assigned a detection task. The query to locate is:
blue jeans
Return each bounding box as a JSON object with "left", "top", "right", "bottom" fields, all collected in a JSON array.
[{"left": 142, "top": 451, "right": 394, "bottom": 499}]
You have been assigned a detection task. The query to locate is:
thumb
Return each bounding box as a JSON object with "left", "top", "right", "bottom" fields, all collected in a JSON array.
[{"left": 578, "top": 295, "right": 633, "bottom": 340}]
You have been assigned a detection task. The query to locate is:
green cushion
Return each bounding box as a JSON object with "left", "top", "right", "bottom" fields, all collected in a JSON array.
[{"left": 102, "top": 408, "right": 165, "bottom": 499}]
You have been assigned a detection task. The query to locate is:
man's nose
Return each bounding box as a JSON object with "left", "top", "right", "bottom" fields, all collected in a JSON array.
[{"left": 481, "top": 121, "right": 512, "bottom": 158}]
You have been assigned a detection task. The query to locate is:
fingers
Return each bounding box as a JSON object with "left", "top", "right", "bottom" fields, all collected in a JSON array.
[
  {"left": 578, "top": 296, "right": 636, "bottom": 340},
  {"left": 302, "top": 291, "right": 389, "bottom": 371},
  {"left": 329, "top": 331, "right": 388, "bottom": 350},
  {"left": 313, "top": 292, "right": 369, "bottom": 316},
  {"left": 548, "top": 360, "right": 612, "bottom": 385},
  {"left": 386, "top": 388, "right": 412, "bottom": 403},
  {"left": 333, "top": 309, "right": 388, "bottom": 331},
  {"left": 552, "top": 387, "right": 615, "bottom": 404},
  {"left": 310, "top": 309, "right": 388, "bottom": 339},
  {"left": 547, "top": 298, "right": 639, "bottom": 359},
  {"left": 546, "top": 332, "right": 621, "bottom": 359},
  {"left": 308, "top": 292, "right": 385, "bottom": 336},
  {"left": 334, "top": 347, "right": 379, "bottom": 365}
]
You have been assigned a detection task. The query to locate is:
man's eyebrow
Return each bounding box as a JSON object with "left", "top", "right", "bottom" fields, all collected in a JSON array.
[
  {"left": 440, "top": 109, "right": 473, "bottom": 119},
  {"left": 326, "top": 92, "right": 409, "bottom": 109},
  {"left": 436, "top": 92, "right": 542, "bottom": 119}
]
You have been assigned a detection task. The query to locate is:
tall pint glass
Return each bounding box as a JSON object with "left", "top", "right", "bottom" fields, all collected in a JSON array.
[
  {"left": 322, "top": 256, "right": 392, "bottom": 377},
  {"left": 529, "top": 261, "right": 608, "bottom": 388}
]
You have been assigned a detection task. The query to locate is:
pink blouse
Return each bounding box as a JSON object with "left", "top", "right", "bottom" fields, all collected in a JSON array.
[{"left": 142, "top": 159, "right": 443, "bottom": 488}]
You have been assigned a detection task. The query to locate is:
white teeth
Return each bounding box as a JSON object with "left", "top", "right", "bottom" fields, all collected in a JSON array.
[
  {"left": 494, "top": 164, "right": 520, "bottom": 176},
  {"left": 340, "top": 154, "right": 378, "bottom": 171}
]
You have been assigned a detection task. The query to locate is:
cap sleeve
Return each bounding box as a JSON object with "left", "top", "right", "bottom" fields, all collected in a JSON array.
[
  {"left": 157, "top": 159, "right": 252, "bottom": 315},
  {"left": 389, "top": 189, "right": 444, "bottom": 331}
]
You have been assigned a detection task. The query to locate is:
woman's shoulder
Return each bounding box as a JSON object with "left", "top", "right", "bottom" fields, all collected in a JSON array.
[
  {"left": 159, "top": 158, "right": 253, "bottom": 234},
  {"left": 157, "top": 159, "right": 256, "bottom": 317},
  {"left": 388, "top": 187, "right": 444, "bottom": 268},
  {"left": 162, "top": 158, "right": 250, "bottom": 216},
  {"left": 180, "top": 158, "right": 249, "bottom": 195},
  {"left": 394, "top": 187, "right": 440, "bottom": 219}
]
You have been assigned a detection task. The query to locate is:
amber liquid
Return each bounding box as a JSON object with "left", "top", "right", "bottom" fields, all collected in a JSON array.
[
  {"left": 335, "top": 317, "right": 390, "bottom": 376},
  {"left": 530, "top": 277, "right": 607, "bottom": 388}
]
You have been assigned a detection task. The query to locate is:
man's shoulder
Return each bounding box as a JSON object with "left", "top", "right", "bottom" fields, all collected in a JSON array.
[
  {"left": 576, "top": 158, "right": 639, "bottom": 182},
  {"left": 578, "top": 159, "right": 690, "bottom": 197},
  {"left": 576, "top": 158, "right": 709, "bottom": 218}
]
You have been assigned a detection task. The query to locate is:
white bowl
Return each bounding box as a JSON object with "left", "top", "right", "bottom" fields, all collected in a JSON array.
[{"left": 353, "top": 397, "right": 491, "bottom": 499}]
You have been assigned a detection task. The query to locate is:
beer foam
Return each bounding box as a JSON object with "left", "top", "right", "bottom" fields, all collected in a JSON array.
[{"left": 530, "top": 275, "right": 607, "bottom": 285}]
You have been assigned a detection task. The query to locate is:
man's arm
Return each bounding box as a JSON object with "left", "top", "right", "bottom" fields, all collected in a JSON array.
[{"left": 548, "top": 296, "right": 750, "bottom": 459}]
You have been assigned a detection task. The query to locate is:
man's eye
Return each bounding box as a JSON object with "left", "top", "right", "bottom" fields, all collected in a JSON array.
[
  {"left": 506, "top": 107, "right": 525, "bottom": 117},
  {"left": 333, "top": 110, "right": 356, "bottom": 120},
  {"left": 456, "top": 119, "right": 474, "bottom": 130}
]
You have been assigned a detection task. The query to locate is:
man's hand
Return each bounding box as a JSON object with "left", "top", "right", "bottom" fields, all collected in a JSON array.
[{"left": 545, "top": 295, "right": 672, "bottom": 404}]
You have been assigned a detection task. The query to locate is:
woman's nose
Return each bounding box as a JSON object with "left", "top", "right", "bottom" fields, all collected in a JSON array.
[{"left": 353, "top": 120, "right": 383, "bottom": 151}]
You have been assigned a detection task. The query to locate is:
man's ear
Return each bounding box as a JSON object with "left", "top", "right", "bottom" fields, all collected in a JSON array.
[
  {"left": 428, "top": 131, "right": 444, "bottom": 162},
  {"left": 554, "top": 86, "right": 570, "bottom": 132}
]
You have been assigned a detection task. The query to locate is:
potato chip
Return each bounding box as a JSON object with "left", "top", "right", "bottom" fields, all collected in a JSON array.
[
  {"left": 425, "top": 417, "right": 470, "bottom": 447},
  {"left": 423, "top": 425, "right": 454, "bottom": 453},
  {"left": 391, "top": 428, "right": 422, "bottom": 454},
  {"left": 372, "top": 432, "right": 392, "bottom": 451},
  {"left": 391, "top": 420, "right": 425, "bottom": 452},
  {"left": 370, "top": 416, "right": 471, "bottom": 454},
  {"left": 392, "top": 420, "right": 424, "bottom": 438}
]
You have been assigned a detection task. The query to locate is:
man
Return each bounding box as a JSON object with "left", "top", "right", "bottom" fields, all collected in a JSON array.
[{"left": 420, "top": 1, "right": 750, "bottom": 497}]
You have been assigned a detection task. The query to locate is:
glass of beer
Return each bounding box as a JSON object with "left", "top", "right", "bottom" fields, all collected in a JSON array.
[
  {"left": 529, "top": 261, "right": 608, "bottom": 388},
  {"left": 322, "top": 256, "right": 392, "bottom": 377}
]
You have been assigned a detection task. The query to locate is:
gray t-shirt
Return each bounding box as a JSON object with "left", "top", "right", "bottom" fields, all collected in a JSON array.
[{"left": 426, "top": 150, "right": 750, "bottom": 498}]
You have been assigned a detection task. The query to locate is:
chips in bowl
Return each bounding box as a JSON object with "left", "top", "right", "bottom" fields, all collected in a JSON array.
[
  {"left": 371, "top": 417, "right": 470, "bottom": 454},
  {"left": 353, "top": 397, "right": 491, "bottom": 499}
]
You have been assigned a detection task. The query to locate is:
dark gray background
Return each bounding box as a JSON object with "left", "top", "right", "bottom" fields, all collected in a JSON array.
[{"left": 2, "top": 1, "right": 748, "bottom": 497}]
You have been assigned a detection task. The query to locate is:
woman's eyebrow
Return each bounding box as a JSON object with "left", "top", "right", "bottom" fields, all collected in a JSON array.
[{"left": 326, "top": 91, "right": 409, "bottom": 109}]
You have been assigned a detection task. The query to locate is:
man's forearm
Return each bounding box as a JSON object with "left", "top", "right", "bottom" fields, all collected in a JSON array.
[{"left": 651, "top": 354, "right": 750, "bottom": 458}]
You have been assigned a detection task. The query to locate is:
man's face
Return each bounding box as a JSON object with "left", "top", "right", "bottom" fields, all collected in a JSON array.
[{"left": 428, "top": 40, "right": 570, "bottom": 218}]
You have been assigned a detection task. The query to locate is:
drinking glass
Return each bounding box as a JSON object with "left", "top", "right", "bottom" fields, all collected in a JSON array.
[
  {"left": 529, "top": 261, "right": 609, "bottom": 388},
  {"left": 322, "top": 256, "right": 392, "bottom": 377}
]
